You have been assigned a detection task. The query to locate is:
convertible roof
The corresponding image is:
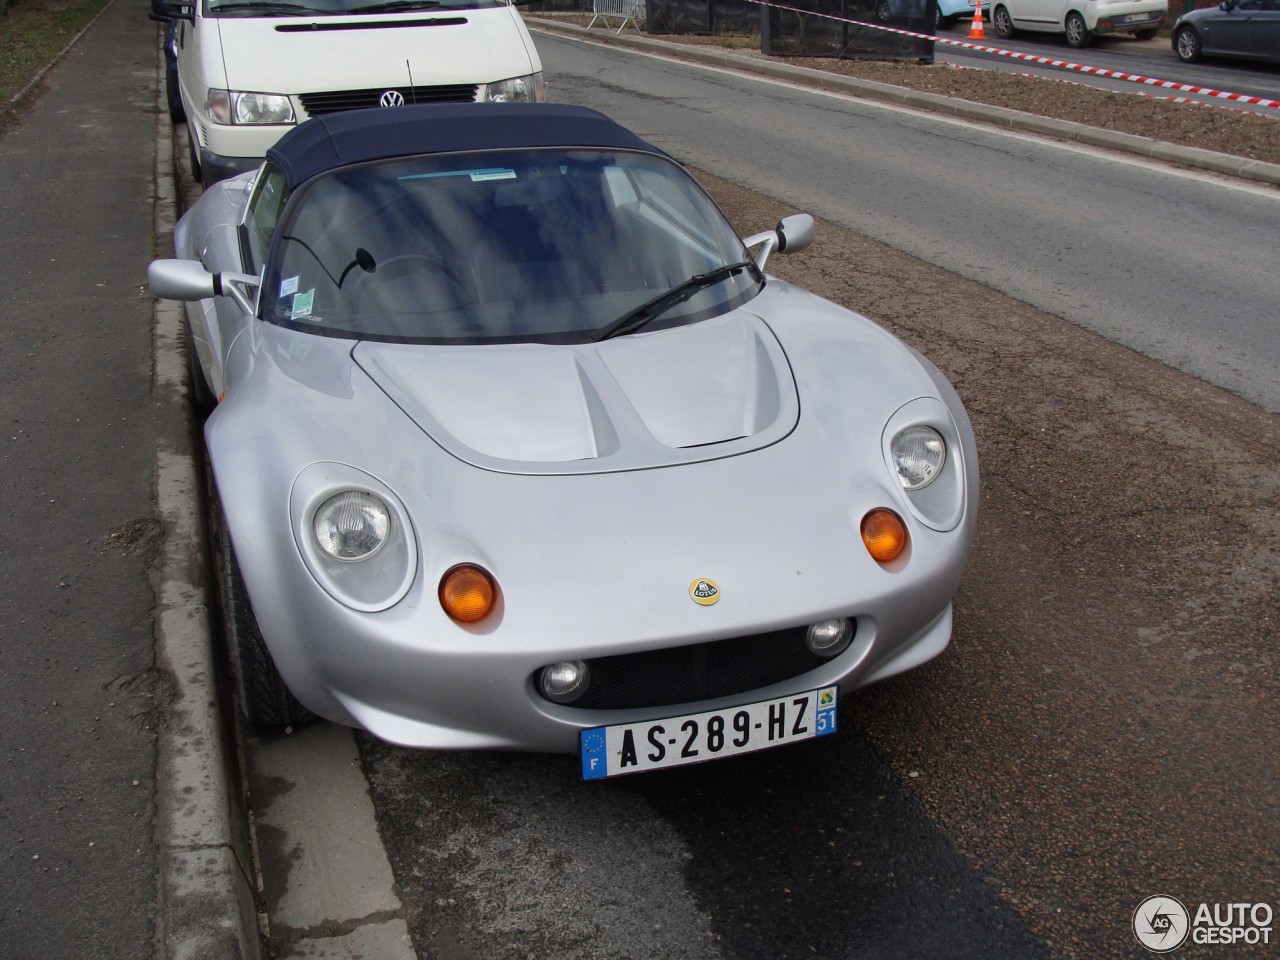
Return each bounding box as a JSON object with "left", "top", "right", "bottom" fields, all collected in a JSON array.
[{"left": 266, "top": 103, "right": 665, "bottom": 189}]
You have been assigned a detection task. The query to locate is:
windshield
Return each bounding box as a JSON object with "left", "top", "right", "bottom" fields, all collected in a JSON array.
[
  {"left": 261, "top": 148, "right": 761, "bottom": 344},
  {"left": 207, "top": 0, "right": 505, "bottom": 14}
]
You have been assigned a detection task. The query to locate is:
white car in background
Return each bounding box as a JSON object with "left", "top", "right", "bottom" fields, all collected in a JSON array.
[{"left": 989, "top": 0, "right": 1167, "bottom": 46}]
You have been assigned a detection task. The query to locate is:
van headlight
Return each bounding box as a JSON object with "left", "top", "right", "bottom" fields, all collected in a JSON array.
[
  {"left": 207, "top": 89, "right": 296, "bottom": 125},
  {"left": 484, "top": 72, "right": 546, "bottom": 103}
]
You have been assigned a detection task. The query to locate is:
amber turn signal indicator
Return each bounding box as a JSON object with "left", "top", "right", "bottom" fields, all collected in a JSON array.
[
  {"left": 861, "top": 508, "right": 908, "bottom": 563},
  {"left": 439, "top": 564, "right": 497, "bottom": 623}
]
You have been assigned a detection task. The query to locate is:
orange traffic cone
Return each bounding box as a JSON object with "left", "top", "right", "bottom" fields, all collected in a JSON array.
[{"left": 968, "top": 0, "right": 985, "bottom": 38}]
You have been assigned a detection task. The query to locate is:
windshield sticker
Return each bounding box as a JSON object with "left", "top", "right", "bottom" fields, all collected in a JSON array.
[
  {"left": 469, "top": 169, "right": 518, "bottom": 182},
  {"left": 398, "top": 168, "right": 517, "bottom": 183},
  {"left": 291, "top": 289, "right": 315, "bottom": 320},
  {"left": 280, "top": 275, "right": 299, "bottom": 297}
]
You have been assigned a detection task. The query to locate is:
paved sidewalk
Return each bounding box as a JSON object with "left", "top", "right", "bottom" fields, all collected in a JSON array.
[{"left": 0, "top": 0, "right": 162, "bottom": 956}]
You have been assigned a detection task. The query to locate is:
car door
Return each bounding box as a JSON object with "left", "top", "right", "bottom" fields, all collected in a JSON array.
[
  {"left": 1256, "top": 0, "right": 1280, "bottom": 60},
  {"left": 1204, "top": 0, "right": 1265, "bottom": 56}
]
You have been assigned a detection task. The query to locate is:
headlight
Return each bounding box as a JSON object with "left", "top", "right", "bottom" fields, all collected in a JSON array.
[
  {"left": 484, "top": 72, "right": 546, "bottom": 103},
  {"left": 292, "top": 464, "right": 417, "bottom": 612},
  {"left": 313, "top": 491, "right": 391, "bottom": 562},
  {"left": 890, "top": 425, "right": 946, "bottom": 491},
  {"left": 206, "top": 89, "right": 295, "bottom": 125}
]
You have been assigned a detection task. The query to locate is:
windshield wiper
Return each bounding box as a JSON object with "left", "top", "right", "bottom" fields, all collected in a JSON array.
[
  {"left": 345, "top": 0, "right": 445, "bottom": 11},
  {"left": 212, "top": 1, "right": 334, "bottom": 12},
  {"left": 592, "top": 260, "right": 759, "bottom": 342}
]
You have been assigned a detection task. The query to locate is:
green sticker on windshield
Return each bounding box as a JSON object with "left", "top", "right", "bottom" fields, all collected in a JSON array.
[{"left": 291, "top": 288, "right": 315, "bottom": 319}]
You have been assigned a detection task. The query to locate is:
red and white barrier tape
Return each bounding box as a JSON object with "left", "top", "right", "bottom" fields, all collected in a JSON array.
[{"left": 740, "top": 0, "right": 1280, "bottom": 111}]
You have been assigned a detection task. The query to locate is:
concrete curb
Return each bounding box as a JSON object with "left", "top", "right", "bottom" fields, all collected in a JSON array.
[
  {"left": 527, "top": 17, "right": 1280, "bottom": 188},
  {"left": 150, "top": 31, "right": 262, "bottom": 960}
]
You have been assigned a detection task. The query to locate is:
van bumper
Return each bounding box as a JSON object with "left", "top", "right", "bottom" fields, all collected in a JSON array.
[{"left": 200, "top": 147, "right": 262, "bottom": 186}]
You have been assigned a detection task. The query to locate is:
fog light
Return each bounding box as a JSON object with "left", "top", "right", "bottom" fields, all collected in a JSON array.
[
  {"left": 540, "top": 660, "right": 590, "bottom": 704},
  {"left": 806, "top": 618, "right": 854, "bottom": 658}
]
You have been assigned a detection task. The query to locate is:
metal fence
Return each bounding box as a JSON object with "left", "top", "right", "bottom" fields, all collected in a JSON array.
[{"left": 525, "top": 0, "right": 934, "bottom": 61}]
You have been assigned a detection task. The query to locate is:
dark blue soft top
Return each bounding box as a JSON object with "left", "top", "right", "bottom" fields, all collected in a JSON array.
[{"left": 266, "top": 103, "right": 664, "bottom": 189}]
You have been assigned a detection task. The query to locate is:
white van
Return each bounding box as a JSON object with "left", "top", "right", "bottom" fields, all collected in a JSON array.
[{"left": 150, "top": 0, "right": 545, "bottom": 187}]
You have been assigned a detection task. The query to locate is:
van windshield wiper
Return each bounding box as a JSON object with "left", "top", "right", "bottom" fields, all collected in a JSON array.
[
  {"left": 212, "top": 1, "right": 335, "bottom": 13},
  {"left": 345, "top": 0, "right": 445, "bottom": 12},
  {"left": 592, "top": 260, "right": 759, "bottom": 342}
]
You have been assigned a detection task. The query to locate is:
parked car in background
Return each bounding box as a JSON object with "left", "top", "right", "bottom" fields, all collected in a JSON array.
[
  {"left": 990, "top": 0, "right": 1167, "bottom": 46},
  {"left": 1173, "top": 0, "right": 1280, "bottom": 63},
  {"left": 147, "top": 103, "right": 979, "bottom": 779},
  {"left": 937, "top": 0, "right": 979, "bottom": 27},
  {"left": 149, "top": 0, "right": 544, "bottom": 189}
]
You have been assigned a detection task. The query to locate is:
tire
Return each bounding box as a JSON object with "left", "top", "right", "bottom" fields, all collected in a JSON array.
[
  {"left": 992, "top": 4, "right": 1014, "bottom": 38},
  {"left": 1064, "top": 10, "right": 1090, "bottom": 48},
  {"left": 187, "top": 129, "right": 202, "bottom": 184},
  {"left": 165, "top": 69, "right": 185, "bottom": 123},
  {"left": 1134, "top": 27, "right": 1157, "bottom": 40},
  {"left": 184, "top": 315, "right": 217, "bottom": 418},
  {"left": 876, "top": 0, "right": 892, "bottom": 20},
  {"left": 212, "top": 494, "right": 315, "bottom": 728},
  {"left": 1174, "top": 25, "right": 1201, "bottom": 62}
]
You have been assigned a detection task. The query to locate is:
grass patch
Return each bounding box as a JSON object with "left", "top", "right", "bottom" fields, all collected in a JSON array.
[{"left": 1, "top": 0, "right": 113, "bottom": 131}]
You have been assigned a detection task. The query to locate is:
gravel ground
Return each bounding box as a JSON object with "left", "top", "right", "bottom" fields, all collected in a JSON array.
[
  {"left": 534, "top": 15, "right": 1280, "bottom": 166},
  {"left": 699, "top": 171, "right": 1279, "bottom": 959}
]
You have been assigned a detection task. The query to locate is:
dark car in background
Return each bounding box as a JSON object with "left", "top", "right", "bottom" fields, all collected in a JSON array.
[{"left": 1173, "top": 0, "right": 1280, "bottom": 62}]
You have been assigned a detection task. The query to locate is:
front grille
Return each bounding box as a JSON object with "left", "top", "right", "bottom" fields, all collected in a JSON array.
[
  {"left": 299, "top": 84, "right": 479, "bottom": 117},
  {"left": 546, "top": 626, "right": 845, "bottom": 711}
]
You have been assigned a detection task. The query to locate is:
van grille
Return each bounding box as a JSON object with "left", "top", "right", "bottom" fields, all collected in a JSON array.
[{"left": 298, "top": 85, "right": 479, "bottom": 117}]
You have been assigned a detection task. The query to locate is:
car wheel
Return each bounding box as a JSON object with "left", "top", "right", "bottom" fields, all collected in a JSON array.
[
  {"left": 876, "top": 0, "right": 892, "bottom": 19},
  {"left": 1064, "top": 10, "right": 1090, "bottom": 47},
  {"left": 937, "top": 9, "right": 955, "bottom": 28},
  {"left": 1134, "top": 27, "right": 1157, "bottom": 40},
  {"left": 992, "top": 4, "right": 1014, "bottom": 37},
  {"left": 212, "top": 493, "right": 316, "bottom": 728},
  {"left": 165, "top": 70, "right": 185, "bottom": 123},
  {"left": 187, "top": 129, "right": 202, "bottom": 184},
  {"left": 1174, "top": 25, "right": 1201, "bottom": 62},
  {"left": 184, "top": 316, "right": 217, "bottom": 417}
]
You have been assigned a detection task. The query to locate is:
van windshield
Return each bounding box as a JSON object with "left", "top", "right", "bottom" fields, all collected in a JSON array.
[
  {"left": 207, "top": 0, "right": 507, "bottom": 13},
  {"left": 260, "top": 148, "right": 761, "bottom": 345}
]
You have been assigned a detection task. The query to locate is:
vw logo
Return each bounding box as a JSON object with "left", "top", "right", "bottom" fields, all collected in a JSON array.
[{"left": 378, "top": 90, "right": 406, "bottom": 108}]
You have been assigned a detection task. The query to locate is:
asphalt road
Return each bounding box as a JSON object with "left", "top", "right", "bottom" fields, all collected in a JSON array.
[
  {"left": 530, "top": 30, "right": 1280, "bottom": 414},
  {"left": 0, "top": 1, "right": 161, "bottom": 956},
  {"left": 348, "top": 30, "right": 1279, "bottom": 960}
]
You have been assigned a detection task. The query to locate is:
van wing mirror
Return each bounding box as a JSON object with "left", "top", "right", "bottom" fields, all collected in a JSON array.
[{"left": 150, "top": 0, "right": 194, "bottom": 21}]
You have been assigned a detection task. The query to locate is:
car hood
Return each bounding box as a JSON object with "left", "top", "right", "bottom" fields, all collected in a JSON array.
[
  {"left": 212, "top": 7, "right": 536, "bottom": 94},
  {"left": 353, "top": 311, "right": 800, "bottom": 475}
]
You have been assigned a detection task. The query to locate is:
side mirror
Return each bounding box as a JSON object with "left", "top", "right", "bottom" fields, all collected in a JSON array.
[
  {"left": 149, "top": 0, "right": 194, "bottom": 21},
  {"left": 149, "top": 259, "right": 260, "bottom": 315},
  {"left": 775, "top": 213, "right": 815, "bottom": 255},
  {"left": 743, "top": 213, "right": 815, "bottom": 271}
]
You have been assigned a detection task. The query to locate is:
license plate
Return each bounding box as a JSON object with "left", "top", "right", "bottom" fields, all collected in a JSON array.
[
  {"left": 580, "top": 686, "right": 838, "bottom": 780},
  {"left": 1124, "top": 12, "right": 1148, "bottom": 21}
]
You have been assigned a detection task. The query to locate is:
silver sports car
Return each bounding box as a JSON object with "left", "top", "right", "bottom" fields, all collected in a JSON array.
[{"left": 149, "top": 103, "right": 978, "bottom": 779}]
